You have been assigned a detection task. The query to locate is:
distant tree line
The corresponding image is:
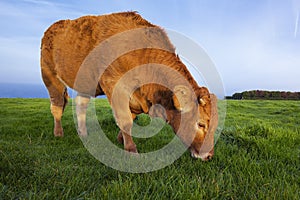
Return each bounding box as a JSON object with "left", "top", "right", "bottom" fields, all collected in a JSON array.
[{"left": 226, "top": 90, "right": 300, "bottom": 100}]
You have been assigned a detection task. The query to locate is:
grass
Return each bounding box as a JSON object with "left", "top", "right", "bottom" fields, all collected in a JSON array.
[{"left": 0, "top": 98, "right": 299, "bottom": 199}]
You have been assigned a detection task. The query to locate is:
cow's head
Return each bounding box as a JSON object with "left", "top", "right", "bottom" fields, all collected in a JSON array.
[{"left": 171, "top": 85, "right": 218, "bottom": 161}]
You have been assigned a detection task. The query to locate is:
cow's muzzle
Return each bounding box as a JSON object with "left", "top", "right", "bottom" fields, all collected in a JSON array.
[{"left": 190, "top": 148, "right": 214, "bottom": 161}]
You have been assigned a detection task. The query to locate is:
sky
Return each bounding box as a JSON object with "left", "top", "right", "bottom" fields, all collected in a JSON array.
[{"left": 0, "top": 0, "right": 299, "bottom": 96}]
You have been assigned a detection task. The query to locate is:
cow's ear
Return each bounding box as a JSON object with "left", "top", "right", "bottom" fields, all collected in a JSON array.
[{"left": 173, "top": 85, "right": 193, "bottom": 113}]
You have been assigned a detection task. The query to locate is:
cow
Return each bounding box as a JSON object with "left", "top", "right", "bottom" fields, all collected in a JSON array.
[{"left": 41, "top": 11, "right": 218, "bottom": 161}]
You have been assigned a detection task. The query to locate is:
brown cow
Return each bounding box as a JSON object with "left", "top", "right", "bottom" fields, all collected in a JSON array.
[{"left": 41, "top": 12, "right": 218, "bottom": 161}]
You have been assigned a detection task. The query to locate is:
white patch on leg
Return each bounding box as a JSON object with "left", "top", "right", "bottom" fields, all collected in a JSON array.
[
  {"left": 50, "top": 104, "right": 64, "bottom": 136},
  {"left": 50, "top": 104, "right": 63, "bottom": 120},
  {"left": 75, "top": 96, "right": 90, "bottom": 136},
  {"left": 75, "top": 95, "right": 90, "bottom": 106}
]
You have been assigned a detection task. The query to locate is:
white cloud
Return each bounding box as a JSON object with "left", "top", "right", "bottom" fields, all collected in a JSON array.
[{"left": 22, "top": 0, "right": 53, "bottom": 6}]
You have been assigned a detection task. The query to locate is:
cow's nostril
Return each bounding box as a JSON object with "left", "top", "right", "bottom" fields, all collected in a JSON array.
[{"left": 205, "top": 153, "right": 213, "bottom": 161}]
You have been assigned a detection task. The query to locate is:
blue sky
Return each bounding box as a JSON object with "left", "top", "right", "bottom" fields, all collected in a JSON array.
[{"left": 0, "top": 0, "right": 299, "bottom": 95}]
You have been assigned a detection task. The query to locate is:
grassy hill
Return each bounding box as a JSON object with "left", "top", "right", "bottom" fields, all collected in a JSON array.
[{"left": 0, "top": 98, "right": 299, "bottom": 199}]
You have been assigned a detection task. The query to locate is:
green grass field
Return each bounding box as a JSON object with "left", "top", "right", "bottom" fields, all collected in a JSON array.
[{"left": 0, "top": 98, "right": 299, "bottom": 199}]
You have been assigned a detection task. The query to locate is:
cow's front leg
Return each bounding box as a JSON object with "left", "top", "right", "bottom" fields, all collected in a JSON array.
[
  {"left": 113, "top": 109, "right": 137, "bottom": 153},
  {"left": 116, "top": 123, "right": 137, "bottom": 153},
  {"left": 75, "top": 95, "right": 90, "bottom": 136},
  {"left": 120, "top": 129, "right": 137, "bottom": 153},
  {"left": 117, "top": 113, "right": 137, "bottom": 145}
]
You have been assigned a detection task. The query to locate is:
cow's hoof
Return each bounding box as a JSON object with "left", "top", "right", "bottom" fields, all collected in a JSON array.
[
  {"left": 78, "top": 130, "right": 88, "bottom": 137},
  {"left": 125, "top": 145, "right": 138, "bottom": 154},
  {"left": 78, "top": 127, "right": 87, "bottom": 137},
  {"left": 54, "top": 128, "right": 64, "bottom": 137}
]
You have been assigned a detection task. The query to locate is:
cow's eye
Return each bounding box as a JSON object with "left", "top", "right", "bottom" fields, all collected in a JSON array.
[{"left": 197, "top": 122, "right": 206, "bottom": 129}]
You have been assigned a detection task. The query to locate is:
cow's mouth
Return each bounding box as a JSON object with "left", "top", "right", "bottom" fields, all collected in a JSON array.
[{"left": 190, "top": 148, "right": 214, "bottom": 161}]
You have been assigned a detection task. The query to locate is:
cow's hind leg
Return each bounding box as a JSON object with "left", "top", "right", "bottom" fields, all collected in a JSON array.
[
  {"left": 51, "top": 104, "right": 64, "bottom": 137},
  {"left": 42, "top": 67, "right": 68, "bottom": 137},
  {"left": 75, "top": 95, "right": 90, "bottom": 136}
]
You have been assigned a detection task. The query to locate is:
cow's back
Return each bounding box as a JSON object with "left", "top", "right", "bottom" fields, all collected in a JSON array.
[{"left": 41, "top": 12, "right": 161, "bottom": 89}]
